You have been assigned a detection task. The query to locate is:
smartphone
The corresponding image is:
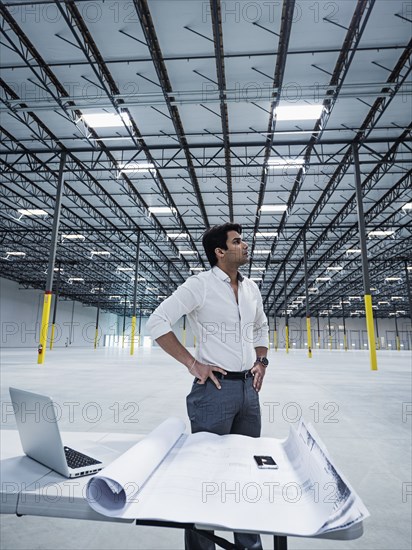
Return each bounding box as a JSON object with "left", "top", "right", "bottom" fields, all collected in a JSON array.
[{"left": 254, "top": 455, "right": 278, "bottom": 469}]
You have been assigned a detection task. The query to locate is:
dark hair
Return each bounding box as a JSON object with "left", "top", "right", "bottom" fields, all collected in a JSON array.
[{"left": 202, "top": 222, "right": 242, "bottom": 267}]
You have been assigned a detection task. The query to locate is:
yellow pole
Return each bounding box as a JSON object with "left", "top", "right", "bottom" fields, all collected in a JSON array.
[
  {"left": 94, "top": 328, "right": 99, "bottom": 349},
  {"left": 274, "top": 330, "right": 278, "bottom": 352},
  {"left": 49, "top": 324, "right": 56, "bottom": 350},
  {"left": 130, "top": 315, "right": 136, "bottom": 355},
  {"left": 285, "top": 325, "right": 289, "bottom": 354},
  {"left": 306, "top": 317, "right": 312, "bottom": 358},
  {"left": 38, "top": 292, "right": 52, "bottom": 364},
  {"left": 396, "top": 336, "right": 400, "bottom": 351},
  {"left": 344, "top": 333, "right": 348, "bottom": 351},
  {"left": 329, "top": 335, "right": 332, "bottom": 350},
  {"left": 364, "top": 294, "right": 378, "bottom": 370}
]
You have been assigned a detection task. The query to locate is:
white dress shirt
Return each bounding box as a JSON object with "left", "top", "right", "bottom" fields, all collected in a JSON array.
[{"left": 146, "top": 266, "right": 269, "bottom": 372}]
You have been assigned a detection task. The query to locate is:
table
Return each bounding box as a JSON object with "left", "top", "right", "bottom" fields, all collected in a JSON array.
[{"left": 1, "top": 430, "right": 364, "bottom": 549}]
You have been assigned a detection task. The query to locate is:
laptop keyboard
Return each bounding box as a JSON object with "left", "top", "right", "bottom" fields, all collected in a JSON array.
[{"left": 64, "top": 446, "right": 102, "bottom": 469}]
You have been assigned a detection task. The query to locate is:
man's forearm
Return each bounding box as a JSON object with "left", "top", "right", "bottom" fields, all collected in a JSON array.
[
  {"left": 155, "top": 331, "right": 194, "bottom": 369},
  {"left": 255, "top": 346, "right": 268, "bottom": 358}
]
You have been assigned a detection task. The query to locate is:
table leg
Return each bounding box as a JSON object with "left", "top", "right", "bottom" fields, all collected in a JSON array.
[{"left": 273, "top": 535, "right": 287, "bottom": 550}]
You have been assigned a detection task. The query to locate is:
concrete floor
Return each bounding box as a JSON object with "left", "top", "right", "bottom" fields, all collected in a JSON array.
[{"left": 1, "top": 346, "right": 411, "bottom": 550}]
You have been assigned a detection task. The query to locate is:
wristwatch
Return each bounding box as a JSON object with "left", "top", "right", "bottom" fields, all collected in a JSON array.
[{"left": 255, "top": 356, "right": 269, "bottom": 367}]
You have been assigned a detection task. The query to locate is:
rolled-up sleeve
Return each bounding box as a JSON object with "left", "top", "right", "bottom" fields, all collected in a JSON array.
[
  {"left": 146, "top": 276, "right": 205, "bottom": 341},
  {"left": 253, "top": 286, "right": 269, "bottom": 348}
]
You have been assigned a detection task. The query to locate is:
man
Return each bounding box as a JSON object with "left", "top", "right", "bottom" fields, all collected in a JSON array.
[{"left": 147, "top": 222, "right": 269, "bottom": 550}]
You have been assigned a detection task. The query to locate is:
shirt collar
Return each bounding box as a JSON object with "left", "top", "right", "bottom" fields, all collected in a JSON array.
[{"left": 212, "top": 266, "right": 244, "bottom": 283}]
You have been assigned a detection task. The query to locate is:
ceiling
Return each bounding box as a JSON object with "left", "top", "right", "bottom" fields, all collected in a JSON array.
[{"left": 1, "top": 0, "right": 411, "bottom": 320}]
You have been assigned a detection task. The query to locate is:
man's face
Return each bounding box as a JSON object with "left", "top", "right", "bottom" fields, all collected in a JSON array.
[{"left": 218, "top": 230, "right": 248, "bottom": 267}]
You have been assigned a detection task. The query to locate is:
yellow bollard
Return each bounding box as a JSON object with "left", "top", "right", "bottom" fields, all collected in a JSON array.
[
  {"left": 285, "top": 326, "right": 289, "bottom": 354},
  {"left": 396, "top": 336, "right": 400, "bottom": 351},
  {"left": 306, "top": 317, "right": 312, "bottom": 358},
  {"left": 130, "top": 315, "right": 136, "bottom": 355},
  {"left": 364, "top": 294, "right": 378, "bottom": 370},
  {"left": 343, "top": 333, "right": 348, "bottom": 351},
  {"left": 94, "top": 328, "right": 99, "bottom": 349},
  {"left": 274, "top": 330, "right": 278, "bottom": 352},
  {"left": 38, "top": 292, "right": 52, "bottom": 364},
  {"left": 50, "top": 324, "right": 56, "bottom": 350}
]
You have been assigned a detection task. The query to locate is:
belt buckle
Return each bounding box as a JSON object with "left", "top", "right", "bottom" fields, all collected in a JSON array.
[{"left": 244, "top": 370, "right": 249, "bottom": 380}]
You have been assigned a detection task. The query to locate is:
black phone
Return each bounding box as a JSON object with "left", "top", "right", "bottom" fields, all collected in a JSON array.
[{"left": 253, "top": 455, "right": 278, "bottom": 469}]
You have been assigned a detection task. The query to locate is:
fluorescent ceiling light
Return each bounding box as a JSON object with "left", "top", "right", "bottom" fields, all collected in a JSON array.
[
  {"left": 260, "top": 204, "right": 288, "bottom": 213},
  {"left": 391, "top": 296, "right": 403, "bottom": 300},
  {"left": 130, "top": 276, "right": 146, "bottom": 282},
  {"left": 148, "top": 206, "right": 176, "bottom": 215},
  {"left": 407, "top": 266, "right": 412, "bottom": 271},
  {"left": 17, "top": 209, "right": 47, "bottom": 216},
  {"left": 80, "top": 112, "right": 131, "bottom": 128},
  {"left": 91, "top": 251, "right": 110, "bottom": 256},
  {"left": 253, "top": 250, "right": 271, "bottom": 255},
  {"left": 158, "top": 295, "right": 167, "bottom": 299},
  {"left": 109, "top": 295, "right": 121, "bottom": 300},
  {"left": 368, "top": 230, "right": 395, "bottom": 237},
  {"left": 256, "top": 232, "right": 278, "bottom": 238},
  {"left": 346, "top": 248, "right": 362, "bottom": 254},
  {"left": 385, "top": 277, "right": 402, "bottom": 282},
  {"left": 6, "top": 251, "right": 26, "bottom": 256},
  {"left": 190, "top": 267, "right": 205, "bottom": 271},
  {"left": 167, "top": 232, "right": 189, "bottom": 239},
  {"left": 348, "top": 296, "right": 362, "bottom": 300},
  {"left": 396, "top": 310, "right": 405, "bottom": 314},
  {"left": 146, "top": 286, "right": 158, "bottom": 291},
  {"left": 267, "top": 158, "right": 304, "bottom": 169},
  {"left": 378, "top": 301, "right": 389, "bottom": 305},
  {"left": 118, "top": 161, "right": 155, "bottom": 174},
  {"left": 401, "top": 202, "right": 412, "bottom": 211},
  {"left": 117, "top": 267, "right": 133, "bottom": 271},
  {"left": 309, "top": 287, "right": 318, "bottom": 293},
  {"left": 326, "top": 266, "right": 343, "bottom": 271},
  {"left": 274, "top": 104, "right": 324, "bottom": 121},
  {"left": 316, "top": 277, "right": 331, "bottom": 282},
  {"left": 179, "top": 250, "right": 197, "bottom": 256},
  {"left": 62, "top": 234, "right": 85, "bottom": 241},
  {"left": 68, "top": 277, "right": 84, "bottom": 283},
  {"left": 91, "top": 287, "right": 103, "bottom": 293},
  {"left": 251, "top": 267, "right": 266, "bottom": 271}
]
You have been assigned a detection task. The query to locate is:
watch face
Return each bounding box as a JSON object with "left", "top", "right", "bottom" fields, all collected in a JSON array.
[{"left": 259, "top": 357, "right": 269, "bottom": 366}]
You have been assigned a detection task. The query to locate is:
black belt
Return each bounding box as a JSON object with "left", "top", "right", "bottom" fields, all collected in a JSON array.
[{"left": 214, "top": 369, "right": 253, "bottom": 380}]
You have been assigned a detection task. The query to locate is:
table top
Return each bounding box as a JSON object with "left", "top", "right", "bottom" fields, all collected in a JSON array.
[{"left": 0, "top": 429, "right": 364, "bottom": 539}]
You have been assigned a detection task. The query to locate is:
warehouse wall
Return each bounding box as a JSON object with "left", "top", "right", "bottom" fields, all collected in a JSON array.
[
  {"left": 0, "top": 277, "right": 121, "bottom": 348},
  {"left": 267, "top": 315, "right": 412, "bottom": 351},
  {"left": 1, "top": 276, "right": 410, "bottom": 350}
]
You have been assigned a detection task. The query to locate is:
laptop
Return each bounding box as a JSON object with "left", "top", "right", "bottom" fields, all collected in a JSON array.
[{"left": 9, "top": 387, "right": 104, "bottom": 478}]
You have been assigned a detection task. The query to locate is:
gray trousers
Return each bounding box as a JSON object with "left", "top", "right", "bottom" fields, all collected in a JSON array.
[{"left": 185, "top": 376, "right": 263, "bottom": 550}]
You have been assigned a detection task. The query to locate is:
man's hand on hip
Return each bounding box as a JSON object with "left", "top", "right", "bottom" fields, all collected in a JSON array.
[
  {"left": 251, "top": 362, "right": 266, "bottom": 392},
  {"left": 189, "top": 360, "right": 227, "bottom": 389}
]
